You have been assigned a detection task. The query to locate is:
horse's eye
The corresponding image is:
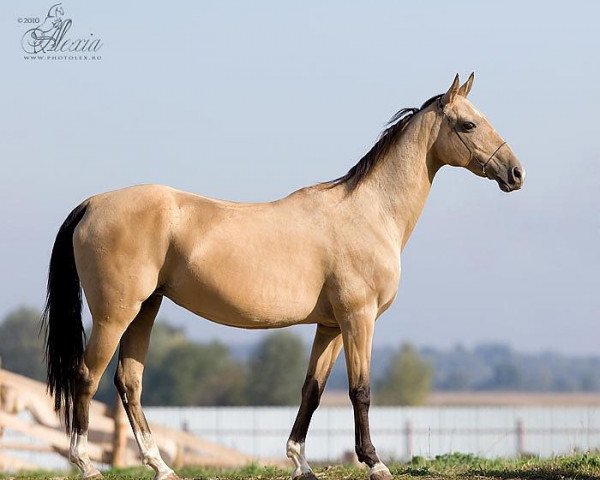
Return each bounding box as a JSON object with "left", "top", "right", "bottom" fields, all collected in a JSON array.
[{"left": 462, "top": 121, "right": 476, "bottom": 131}]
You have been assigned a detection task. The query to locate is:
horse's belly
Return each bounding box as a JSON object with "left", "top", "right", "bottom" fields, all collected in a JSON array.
[
  {"left": 165, "top": 283, "right": 322, "bottom": 329},
  {"left": 168, "top": 297, "right": 317, "bottom": 329},
  {"left": 163, "top": 255, "right": 327, "bottom": 329}
]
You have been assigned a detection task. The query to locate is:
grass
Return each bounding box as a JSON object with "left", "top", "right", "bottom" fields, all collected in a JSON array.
[{"left": 2, "top": 453, "right": 599, "bottom": 480}]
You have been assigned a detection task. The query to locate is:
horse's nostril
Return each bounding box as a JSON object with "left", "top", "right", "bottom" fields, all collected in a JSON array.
[{"left": 512, "top": 167, "right": 522, "bottom": 180}]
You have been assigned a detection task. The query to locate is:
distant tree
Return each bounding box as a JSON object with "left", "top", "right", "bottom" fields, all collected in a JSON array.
[
  {"left": 144, "top": 333, "right": 246, "bottom": 406},
  {"left": 144, "top": 322, "right": 190, "bottom": 375},
  {"left": 580, "top": 371, "right": 599, "bottom": 392},
  {"left": 375, "top": 343, "right": 432, "bottom": 405},
  {"left": 245, "top": 331, "right": 307, "bottom": 405},
  {"left": 488, "top": 363, "right": 523, "bottom": 390},
  {"left": 474, "top": 344, "right": 513, "bottom": 364},
  {"left": 0, "top": 307, "right": 45, "bottom": 381},
  {"left": 442, "top": 371, "right": 472, "bottom": 391}
]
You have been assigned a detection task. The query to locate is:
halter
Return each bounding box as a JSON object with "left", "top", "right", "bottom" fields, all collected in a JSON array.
[
  {"left": 437, "top": 97, "right": 507, "bottom": 176},
  {"left": 453, "top": 127, "right": 507, "bottom": 176}
]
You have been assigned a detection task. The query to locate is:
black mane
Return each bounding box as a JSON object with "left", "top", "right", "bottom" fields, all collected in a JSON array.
[{"left": 331, "top": 94, "right": 442, "bottom": 190}]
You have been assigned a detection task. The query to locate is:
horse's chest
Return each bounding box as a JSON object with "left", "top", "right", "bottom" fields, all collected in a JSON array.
[
  {"left": 374, "top": 261, "right": 400, "bottom": 313},
  {"left": 330, "top": 248, "right": 401, "bottom": 314}
]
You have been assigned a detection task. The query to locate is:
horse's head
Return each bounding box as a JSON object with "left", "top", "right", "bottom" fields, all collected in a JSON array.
[
  {"left": 432, "top": 73, "right": 524, "bottom": 192},
  {"left": 47, "top": 3, "right": 64, "bottom": 20}
]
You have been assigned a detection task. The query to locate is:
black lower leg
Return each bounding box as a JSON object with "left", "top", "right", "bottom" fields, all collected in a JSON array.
[
  {"left": 350, "top": 385, "right": 380, "bottom": 467},
  {"left": 289, "top": 376, "right": 320, "bottom": 443},
  {"left": 72, "top": 364, "right": 93, "bottom": 434}
]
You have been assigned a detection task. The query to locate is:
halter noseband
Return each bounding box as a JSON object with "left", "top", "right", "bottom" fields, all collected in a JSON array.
[{"left": 437, "top": 97, "right": 507, "bottom": 176}]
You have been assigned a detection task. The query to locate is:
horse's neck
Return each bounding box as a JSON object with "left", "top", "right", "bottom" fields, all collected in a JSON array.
[{"left": 356, "top": 111, "right": 441, "bottom": 249}]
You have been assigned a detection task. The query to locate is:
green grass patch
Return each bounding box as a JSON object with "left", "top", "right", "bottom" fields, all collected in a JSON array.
[
  {"left": 399, "top": 452, "right": 600, "bottom": 478},
  {"left": 2, "top": 453, "right": 599, "bottom": 480}
]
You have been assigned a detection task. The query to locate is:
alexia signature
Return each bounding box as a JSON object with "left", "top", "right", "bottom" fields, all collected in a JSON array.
[{"left": 21, "top": 4, "right": 102, "bottom": 54}]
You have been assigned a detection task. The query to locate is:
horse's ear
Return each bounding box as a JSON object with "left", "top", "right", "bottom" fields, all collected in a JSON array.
[
  {"left": 458, "top": 72, "right": 475, "bottom": 97},
  {"left": 441, "top": 74, "right": 460, "bottom": 106}
]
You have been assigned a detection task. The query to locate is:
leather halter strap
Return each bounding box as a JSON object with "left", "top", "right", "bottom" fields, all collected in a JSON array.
[{"left": 453, "top": 127, "right": 507, "bottom": 176}]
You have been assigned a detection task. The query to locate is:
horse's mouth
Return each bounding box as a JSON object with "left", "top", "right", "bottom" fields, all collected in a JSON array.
[{"left": 496, "top": 178, "right": 512, "bottom": 192}]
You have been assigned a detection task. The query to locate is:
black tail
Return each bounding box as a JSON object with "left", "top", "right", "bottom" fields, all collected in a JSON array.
[{"left": 41, "top": 202, "right": 88, "bottom": 433}]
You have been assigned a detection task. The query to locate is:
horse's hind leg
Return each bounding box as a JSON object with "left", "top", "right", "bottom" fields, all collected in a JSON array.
[
  {"left": 287, "top": 325, "right": 343, "bottom": 480},
  {"left": 114, "top": 295, "right": 178, "bottom": 480},
  {"left": 70, "top": 317, "right": 132, "bottom": 478}
]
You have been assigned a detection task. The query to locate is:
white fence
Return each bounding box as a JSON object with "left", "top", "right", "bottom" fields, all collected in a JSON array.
[{"left": 145, "top": 406, "right": 600, "bottom": 461}]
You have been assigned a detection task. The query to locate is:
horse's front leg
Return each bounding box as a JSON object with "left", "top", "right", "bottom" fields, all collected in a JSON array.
[
  {"left": 341, "top": 311, "right": 393, "bottom": 480},
  {"left": 287, "top": 325, "right": 343, "bottom": 480}
]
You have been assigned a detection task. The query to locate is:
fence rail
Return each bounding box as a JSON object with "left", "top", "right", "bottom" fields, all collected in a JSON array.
[{"left": 0, "top": 368, "right": 253, "bottom": 471}]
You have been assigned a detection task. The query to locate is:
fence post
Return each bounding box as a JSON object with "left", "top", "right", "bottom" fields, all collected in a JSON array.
[
  {"left": 404, "top": 419, "right": 413, "bottom": 461},
  {"left": 515, "top": 418, "right": 525, "bottom": 456},
  {"left": 112, "top": 393, "right": 128, "bottom": 467},
  {"left": 181, "top": 419, "right": 189, "bottom": 432}
]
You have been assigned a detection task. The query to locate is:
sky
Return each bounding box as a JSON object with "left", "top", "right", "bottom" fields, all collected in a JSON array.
[{"left": 0, "top": 1, "right": 597, "bottom": 355}]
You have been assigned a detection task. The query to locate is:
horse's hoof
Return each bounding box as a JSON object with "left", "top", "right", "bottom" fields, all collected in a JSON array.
[
  {"left": 293, "top": 471, "right": 319, "bottom": 480},
  {"left": 370, "top": 469, "right": 393, "bottom": 480},
  {"left": 83, "top": 474, "right": 103, "bottom": 480},
  {"left": 154, "top": 472, "right": 180, "bottom": 480},
  {"left": 292, "top": 470, "right": 319, "bottom": 480}
]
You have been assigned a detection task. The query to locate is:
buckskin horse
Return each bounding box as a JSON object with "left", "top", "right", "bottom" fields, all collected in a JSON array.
[{"left": 42, "top": 74, "right": 524, "bottom": 480}]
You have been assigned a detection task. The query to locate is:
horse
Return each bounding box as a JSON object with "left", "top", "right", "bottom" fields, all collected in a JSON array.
[{"left": 41, "top": 73, "right": 524, "bottom": 480}]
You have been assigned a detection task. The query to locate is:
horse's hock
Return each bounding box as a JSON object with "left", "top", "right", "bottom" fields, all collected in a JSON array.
[{"left": 0, "top": 366, "right": 253, "bottom": 471}]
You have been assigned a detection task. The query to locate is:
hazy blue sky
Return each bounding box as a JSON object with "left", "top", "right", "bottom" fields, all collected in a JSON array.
[{"left": 0, "top": 1, "right": 597, "bottom": 354}]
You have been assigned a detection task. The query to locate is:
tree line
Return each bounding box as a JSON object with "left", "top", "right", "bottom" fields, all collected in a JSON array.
[{"left": 420, "top": 343, "right": 600, "bottom": 392}]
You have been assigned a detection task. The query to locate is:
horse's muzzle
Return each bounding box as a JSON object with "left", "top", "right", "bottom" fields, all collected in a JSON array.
[{"left": 496, "top": 165, "right": 524, "bottom": 192}]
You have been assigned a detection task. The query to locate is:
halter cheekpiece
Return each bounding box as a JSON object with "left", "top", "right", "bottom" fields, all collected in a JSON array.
[{"left": 437, "top": 97, "right": 507, "bottom": 176}]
